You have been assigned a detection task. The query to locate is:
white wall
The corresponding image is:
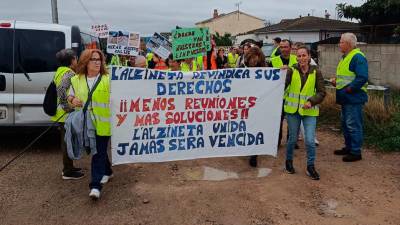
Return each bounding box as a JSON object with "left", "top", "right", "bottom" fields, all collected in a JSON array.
[{"left": 264, "top": 32, "right": 320, "bottom": 43}]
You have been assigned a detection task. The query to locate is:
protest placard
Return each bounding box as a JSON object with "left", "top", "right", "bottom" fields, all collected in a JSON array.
[
  {"left": 172, "top": 27, "right": 211, "bottom": 60},
  {"left": 110, "top": 67, "right": 286, "bottom": 165},
  {"left": 146, "top": 33, "right": 172, "bottom": 59},
  {"left": 107, "top": 30, "right": 140, "bottom": 56},
  {"left": 91, "top": 24, "right": 109, "bottom": 38}
]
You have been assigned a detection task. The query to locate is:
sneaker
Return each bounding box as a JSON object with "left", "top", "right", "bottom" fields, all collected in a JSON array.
[
  {"left": 249, "top": 155, "right": 258, "bottom": 167},
  {"left": 89, "top": 188, "right": 101, "bottom": 200},
  {"left": 100, "top": 174, "right": 114, "bottom": 184},
  {"left": 284, "top": 160, "right": 295, "bottom": 174},
  {"left": 62, "top": 171, "right": 85, "bottom": 180},
  {"left": 343, "top": 153, "right": 362, "bottom": 162},
  {"left": 306, "top": 165, "right": 320, "bottom": 180},
  {"left": 334, "top": 147, "right": 350, "bottom": 155}
]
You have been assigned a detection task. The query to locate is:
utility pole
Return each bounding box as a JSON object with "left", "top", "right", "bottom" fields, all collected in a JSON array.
[
  {"left": 235, "top": 2, "right": 242, "bottom": 20},
  {"left": 51, "top": 0, "right": 59, "bottom": 24}
]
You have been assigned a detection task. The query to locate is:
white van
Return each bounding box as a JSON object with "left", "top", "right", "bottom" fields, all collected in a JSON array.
[{"left": 0, "top": 20, "right": 100, "bottom": 126}]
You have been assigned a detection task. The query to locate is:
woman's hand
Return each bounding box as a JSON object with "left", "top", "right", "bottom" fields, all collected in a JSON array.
[
  {"left": 70, "top": 97, "right": 83, "bottom": 108},
  {"left": 303, "top": 101, "right": 312, "bottom": 109}
]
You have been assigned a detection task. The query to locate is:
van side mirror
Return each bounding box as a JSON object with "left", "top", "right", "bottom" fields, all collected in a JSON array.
[{"left": 0, "top": 75, "right": 5, "bottom": 91}]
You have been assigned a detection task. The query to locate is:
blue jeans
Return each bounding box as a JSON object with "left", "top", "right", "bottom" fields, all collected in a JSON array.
[
  {"left": 286, "top": 113, "right": 317, "bottom": 166},
  {"left": 90, "top": 135, "right": 112, "bottom": 190},
  {"left": 341, "top": 104, "right": 364, "bottom": 155}
]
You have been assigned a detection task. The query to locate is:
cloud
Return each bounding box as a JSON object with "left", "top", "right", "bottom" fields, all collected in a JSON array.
[{"left": 1, "top": 0, "right": 365, "bottom": 34}]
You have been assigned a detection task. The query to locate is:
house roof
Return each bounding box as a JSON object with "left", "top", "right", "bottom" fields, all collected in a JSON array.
[
  {"left": 195, "top": 10, "right": 264, "bottom": 25},
  {"left": 245, "top": 16, "right": 359, "bottom": 34}
]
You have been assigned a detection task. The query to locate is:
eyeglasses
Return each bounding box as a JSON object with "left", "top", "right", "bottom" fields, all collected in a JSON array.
[{"left": 89, "top": 58, "right": 101, "bottom": 62}]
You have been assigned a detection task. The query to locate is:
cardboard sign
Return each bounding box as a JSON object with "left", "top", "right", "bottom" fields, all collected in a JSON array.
[
  {"left": 146, "top": 33, "right": 172, "bottom": 59},
  {"left": 110, "top": 67, "right": 286, "bottom": 164},
  {"left": 172, "top": 27, "right": 211, "bottom": 60},
  {"left": 91, "top": 24, "right": 109, "bottom": 38},
  {"left": 107, "top": 30, "right": 140, "bottom": 56}
]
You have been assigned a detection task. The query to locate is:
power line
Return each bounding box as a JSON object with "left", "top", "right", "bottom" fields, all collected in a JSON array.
[{"left": 77, "top": 0, "right": 97, "bottom": 24}]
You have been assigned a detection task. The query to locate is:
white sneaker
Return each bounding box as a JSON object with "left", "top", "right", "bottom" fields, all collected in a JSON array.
[
  {"left": 100, "top": 174, "right": 114, "bottom": 184},
  {"left": 89, "top": 188, "right": 101, "bottom": 200}
]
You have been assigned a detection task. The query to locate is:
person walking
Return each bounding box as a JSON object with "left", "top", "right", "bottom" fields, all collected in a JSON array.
[
  {"left": 68, "top": 49, "right": 113, "bottom": 200},
  {"left": 53, "top": 49, "right": 84, "bottom": 180},
  {"left": 284, "top": 46, "right": 326, "bottom": 180}
]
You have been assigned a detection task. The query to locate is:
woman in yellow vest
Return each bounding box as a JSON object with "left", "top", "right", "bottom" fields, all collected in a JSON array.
[
  {"left": 67, "top": 49, "right": 112, "bottom": 199},
  {"left": 283, "top": 46, "right": 326, "bottom": 180},
  {"left": 53, "top": 49, "right": 84, "bottom": 180}
]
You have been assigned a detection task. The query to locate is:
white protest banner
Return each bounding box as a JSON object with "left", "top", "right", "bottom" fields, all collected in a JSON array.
[
  {"left": 91, "top": 24, "right": 109, "bottom": 38},
  {"left": 110, "top": 67, "right": 286, "bottom": 165},
  {"left": 146, "top": 33, "right": 172, "bottom": 59},
  {"left": 107, "top": 30, "right": 140, "bottom": 56}
]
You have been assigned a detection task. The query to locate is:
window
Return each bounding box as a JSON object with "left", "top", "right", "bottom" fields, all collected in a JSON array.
[
  {"left": 15, "top": 29, "right": 65, "bottom": 73},
  {"left": 0, "top": 29, "right": 14, "bottom": 73}
]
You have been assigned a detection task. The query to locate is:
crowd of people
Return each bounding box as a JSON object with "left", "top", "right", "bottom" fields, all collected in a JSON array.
[{"left": 52, "top": 32, "right": 368, "bottom": 200}]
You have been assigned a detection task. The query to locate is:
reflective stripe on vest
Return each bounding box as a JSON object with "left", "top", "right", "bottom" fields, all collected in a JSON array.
[
  {"left": 336, "top": 48, "right": 368, "bottom": 92},
  {"left": 270, "top": 54, "right": 297, "bottom": 68},
  {"left": 71, "top": 74, "right": 111, "bottom": 136},
  {"left": 284, "top": 69, "right": 319, "bottom": 116},
  {"left": 51, "top": 67, "right": 72, "bottom": 122}
]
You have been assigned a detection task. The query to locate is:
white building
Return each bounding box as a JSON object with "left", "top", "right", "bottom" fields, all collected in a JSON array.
[{"left": 235, "top": 16, "right": 360, "bottom": 45}]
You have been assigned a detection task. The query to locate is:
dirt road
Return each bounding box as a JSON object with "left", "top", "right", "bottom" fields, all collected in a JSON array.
[{"left": 0, "top": 127, "right": 399, "bottom": 225}]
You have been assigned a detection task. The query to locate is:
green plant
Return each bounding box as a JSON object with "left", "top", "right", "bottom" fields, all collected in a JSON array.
[{"left": 319, "top": 89, "right": 400, "bottom": 151}]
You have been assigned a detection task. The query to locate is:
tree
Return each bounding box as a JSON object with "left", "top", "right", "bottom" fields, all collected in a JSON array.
[
  {"left": 214, "top": 32, "right": 233, "bottom": 46},
  {"left": 336, "top": 0, "right": 400, "bottom": 43}
]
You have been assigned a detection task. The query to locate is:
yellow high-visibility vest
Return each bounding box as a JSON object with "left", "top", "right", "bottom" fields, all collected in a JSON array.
[
  {"left": 51, "top": 66, "right": 72, "bottom": 122},
  {"left": 336, "top": 48, "right": 367, "bottom": 92},
  {"left": 284, "top": 68, "right": 319, "bottom": 116},
  {"left": 71, "top": 74, "right": 111, "bottom": 136},
  {"left": 270, "top": 54, "right": 297, "bottom": 68},
  {"left": 227, "top": 53, "right": 239, "bottom": 68}
]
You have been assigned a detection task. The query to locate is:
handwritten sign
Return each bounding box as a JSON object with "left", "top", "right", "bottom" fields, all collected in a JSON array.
[
  {"left": 146, "top": 33, "right": 172, "bottom": 59},
  {"left": 107, "top": 30, "right": 140, "bottom": 56},
  {"left": 110, "top": 67, "right": 286, "bottom": 164},
  {"left": 172, "top": 27, "right": 211, "bottom": 60},
  {"left": 91, "top": 24, "right": 109, "bottom": 38}
]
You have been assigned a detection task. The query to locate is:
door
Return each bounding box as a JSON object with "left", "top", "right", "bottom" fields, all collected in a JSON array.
[
  {"left": 13, "top": 29, "right": 65, "bottom": 125},
  {"left": 0, "top": 27, "right": 15, "bottom": 125}
]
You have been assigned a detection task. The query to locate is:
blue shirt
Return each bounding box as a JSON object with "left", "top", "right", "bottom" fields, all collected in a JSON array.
[{"left": 336, "top": 52, "right": 369, "bottom": 105}]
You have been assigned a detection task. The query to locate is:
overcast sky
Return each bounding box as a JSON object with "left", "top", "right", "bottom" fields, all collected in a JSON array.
[{"left": 2, "top": 0, "right": 365, "bottom": 35}]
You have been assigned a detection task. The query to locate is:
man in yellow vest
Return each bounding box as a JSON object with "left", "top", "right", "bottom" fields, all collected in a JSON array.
[
  {"left": 227, "top": 47, "right": 239, "bottom": 68},
  {"left": 269, "top": 39, "right": 297, "bottom": 69},
  {"left": 53, "top": 49, "right": 84, "bottom": 180},
  {"left": 332, "top": 33, "right": 368, "bottom": 162},
  {"left": 268, "top": 39, "right": 298, "bottom": 148}
]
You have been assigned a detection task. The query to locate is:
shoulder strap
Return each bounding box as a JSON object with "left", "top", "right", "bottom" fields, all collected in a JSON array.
[{"left": 83, "top": 75, "right": 102, "bottom": 113}]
